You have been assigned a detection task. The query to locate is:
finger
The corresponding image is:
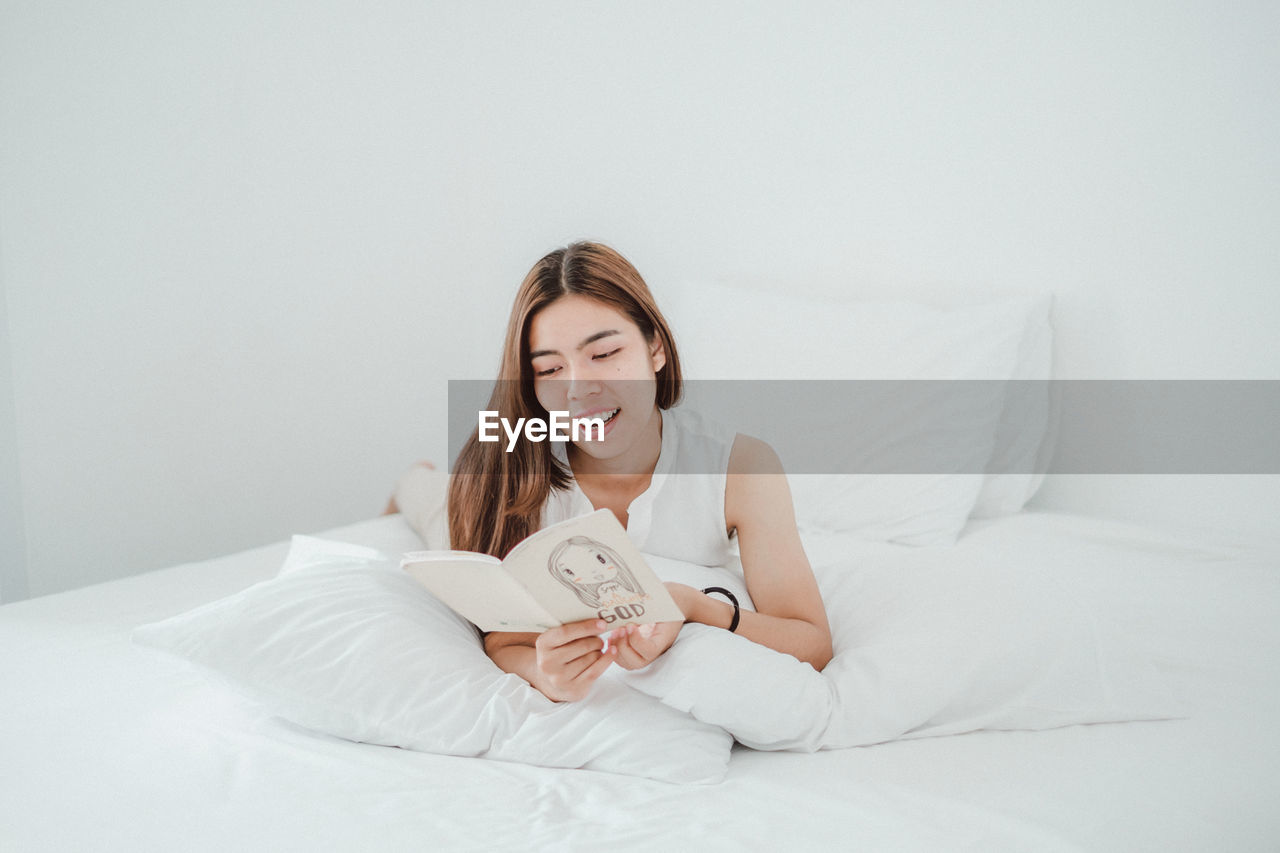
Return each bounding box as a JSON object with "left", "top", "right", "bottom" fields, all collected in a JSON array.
[
  {"left": 562, "top": 649, "right": 600, "bottom": 681},
  {"left": 627, "top": 622, "right": 672, "bottom": 659},
  {"left": 544, "top": 635, "right": 608, "bottom": 668},
  {"left": 568, "top": 647, "right": 615, "bottom": 683},
  {"left": 538, "top": 619, "right": 608, "bottom": 651},
  {"left": 602, "top": 630, "right": 631, "bottom": 663},
  {"left": 628, "top": 632, "right": 657, "bottom": 658},
  {"left": 610, "top": 633, "right": 648, "bottom": 669},
  {"left": 583, "top": 647, "right": 616, "bottom": 682},
  {"left": 629, "top": 617, "right": 660, "bottom": 650}
]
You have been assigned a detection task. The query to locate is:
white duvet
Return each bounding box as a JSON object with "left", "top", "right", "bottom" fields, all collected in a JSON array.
[
  {"left": 625, "top": 545, "right": 1186, "bottom": 752},
  {"left": 4, "top": 509, "right": 1280, "bottom": 851},
  {"left": 130, "top": 520, "right": 1188, "bottom": 784}
]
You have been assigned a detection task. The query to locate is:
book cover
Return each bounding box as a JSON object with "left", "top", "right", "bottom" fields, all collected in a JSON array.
[{"left": 401, "top": 508, "right": 684, "bottom": 632}]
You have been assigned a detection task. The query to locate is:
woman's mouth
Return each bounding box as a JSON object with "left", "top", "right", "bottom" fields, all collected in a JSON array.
[
  {"left": 600, "top": 407, "right": 620, "bottom": 437},
  {"left": 574, "top": 407, "right": 620, "bottom": 438}
]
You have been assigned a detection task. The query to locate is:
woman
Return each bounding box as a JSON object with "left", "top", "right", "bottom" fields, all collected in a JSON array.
[{"left": 408, "top": 241, "right": 831, "bottom": 703}]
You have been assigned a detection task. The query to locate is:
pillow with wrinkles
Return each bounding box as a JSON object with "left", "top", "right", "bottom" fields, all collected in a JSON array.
[
  {"left": 132, "top": 535, "right": 733, "bottom": 785},
  {"left": 134, "top": 535, "right": 1189, "bottom": 779},
  {"left": 623, "top": 550, "right": 1189, "bottom": 751}
]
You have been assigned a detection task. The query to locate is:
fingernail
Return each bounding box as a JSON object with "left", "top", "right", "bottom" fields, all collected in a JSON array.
[
  {"left": 638, "top": 623, "right": 654, "bottom": 638},
  {"left": 596, "top": 620, "right": 606, "bottom": 629}
]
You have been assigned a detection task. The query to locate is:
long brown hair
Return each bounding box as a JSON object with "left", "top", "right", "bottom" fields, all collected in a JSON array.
[{"left": 447, "top": 241, "right": 683, "bottom": 557}]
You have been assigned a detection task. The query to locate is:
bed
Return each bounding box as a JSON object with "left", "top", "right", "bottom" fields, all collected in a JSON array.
[
  {"left": 3, "top": 506, "right": 1278, "bottom": 852},
  {"left": 6, "top": 283, "right": 1278, "bottom": 851}
]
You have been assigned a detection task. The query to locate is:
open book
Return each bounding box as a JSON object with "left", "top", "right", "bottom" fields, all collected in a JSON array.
[{"left": 400, "top": 508, "right": 684, "bottom": 633}]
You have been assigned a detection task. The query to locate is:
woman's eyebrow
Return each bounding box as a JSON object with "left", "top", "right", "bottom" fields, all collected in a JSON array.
[{"left": 529, "top": 329, "right": 620, "bottom": 359}]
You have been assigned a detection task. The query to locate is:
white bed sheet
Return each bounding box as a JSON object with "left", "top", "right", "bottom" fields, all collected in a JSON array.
[{"left": 2, "top": 510, "right": 1278, "bottom": 852}]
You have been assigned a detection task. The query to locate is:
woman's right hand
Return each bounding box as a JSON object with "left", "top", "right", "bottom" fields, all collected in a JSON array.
[{"left": 532, "top": 618, "right": 617, "bottom": 702}]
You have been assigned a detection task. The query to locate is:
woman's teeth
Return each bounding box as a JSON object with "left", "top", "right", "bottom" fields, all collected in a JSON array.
[{"left": 571, "top": 408, "right": 619, "bottom": 432}]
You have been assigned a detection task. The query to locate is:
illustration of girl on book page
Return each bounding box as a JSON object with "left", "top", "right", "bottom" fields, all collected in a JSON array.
[{"left": 548, "top": 535, "right": 644, "bottom": 611}]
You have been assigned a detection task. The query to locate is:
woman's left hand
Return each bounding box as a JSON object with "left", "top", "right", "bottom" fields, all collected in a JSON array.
[
  {"left": 605, "top": 582, "right": 699, "bottom": 671},
  {"left": 605, "top": 620, "right": 681, "bottom": 670}
]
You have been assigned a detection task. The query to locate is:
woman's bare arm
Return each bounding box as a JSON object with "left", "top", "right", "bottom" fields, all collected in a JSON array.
[{"left": 696, "top": 434, "right": 832, "bottom": 671}]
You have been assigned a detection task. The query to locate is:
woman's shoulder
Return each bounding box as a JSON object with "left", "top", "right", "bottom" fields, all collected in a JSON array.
[
  {"left": 666, "top": 406, "right": 784, "bottom": 475},
  {"left": 726, "top": 432, "right": 785, "bottom": 476}
]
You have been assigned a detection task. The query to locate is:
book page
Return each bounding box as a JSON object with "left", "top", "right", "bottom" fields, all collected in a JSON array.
[
  {"left": 502, "top": 509, "right": 686, "bottom": 628},
  {"left": 401, "top": 556, "right": 559, "bottom": 633}
]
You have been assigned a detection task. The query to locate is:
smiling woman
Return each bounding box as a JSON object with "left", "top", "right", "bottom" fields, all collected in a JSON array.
[
  {"left": 528, "top": 292, "right": 668, "bottom": 481},
  {"left": 448, "top": 243, "right": 681, "bottom": 558},
  {"left": 441, "top": 241, "right": 832, "bottom": 703}
]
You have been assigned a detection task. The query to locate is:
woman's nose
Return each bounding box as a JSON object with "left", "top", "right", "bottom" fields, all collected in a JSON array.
[{"left": 565, "top": 368, "right": 603, "bottom": 406}]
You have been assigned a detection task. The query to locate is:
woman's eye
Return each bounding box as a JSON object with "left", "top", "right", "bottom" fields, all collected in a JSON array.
[
  {"left": 534, "top": 366, "right": 560, "bottom": 377},
  {"left": 592, "top": 348, "right": 621, "bottom": 361}
]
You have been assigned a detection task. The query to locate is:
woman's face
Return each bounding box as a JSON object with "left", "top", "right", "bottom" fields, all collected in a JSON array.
[
  {"left": 528, "top": 294, "right": 665, "bottom": 463},
  {"left": 555, "top": 543, "right": 621, "bottom": 586}
]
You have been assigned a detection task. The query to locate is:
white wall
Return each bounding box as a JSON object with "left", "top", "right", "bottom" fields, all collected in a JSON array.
[
  {"left": 2, "top": 1, "right": 1277, "bottom": 599},
  {"left": 0, "top": 246, "right": 28, "bottom": 604}
]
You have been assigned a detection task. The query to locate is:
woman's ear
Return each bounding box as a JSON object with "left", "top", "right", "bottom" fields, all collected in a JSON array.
[{"left": 649, "top": 337, "right": 667, "bottom": 373}]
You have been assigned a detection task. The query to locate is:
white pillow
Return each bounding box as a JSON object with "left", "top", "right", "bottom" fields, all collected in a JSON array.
[
  {"left": 970, "top": 291, "right": 1056, "bottom": 517},
  {"left": 661, "top": 281, "right": 1038, "bottom": 544},
  {"left": 132, "top": 536, "right": 732, "bottom": 785},
  {"left": 620, "top": 548, "right": 1189, "bottom": 750}
]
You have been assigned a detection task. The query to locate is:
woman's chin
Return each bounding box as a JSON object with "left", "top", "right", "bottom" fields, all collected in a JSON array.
[
  {"left": 572, "top": 441, "right": 618, "bottom": 461},
  {"left": 570, "top": 441, "right": 639, "bottom": 471}
]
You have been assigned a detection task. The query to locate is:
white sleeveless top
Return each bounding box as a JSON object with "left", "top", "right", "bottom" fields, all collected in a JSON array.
[{"left": 541, "top": 406, "right": 740, "bottom": 568}]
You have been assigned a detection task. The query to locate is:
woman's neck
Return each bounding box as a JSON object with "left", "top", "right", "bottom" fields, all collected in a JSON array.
[{"left": 567, "top": 407, "right": 663, "bottom": 489}]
